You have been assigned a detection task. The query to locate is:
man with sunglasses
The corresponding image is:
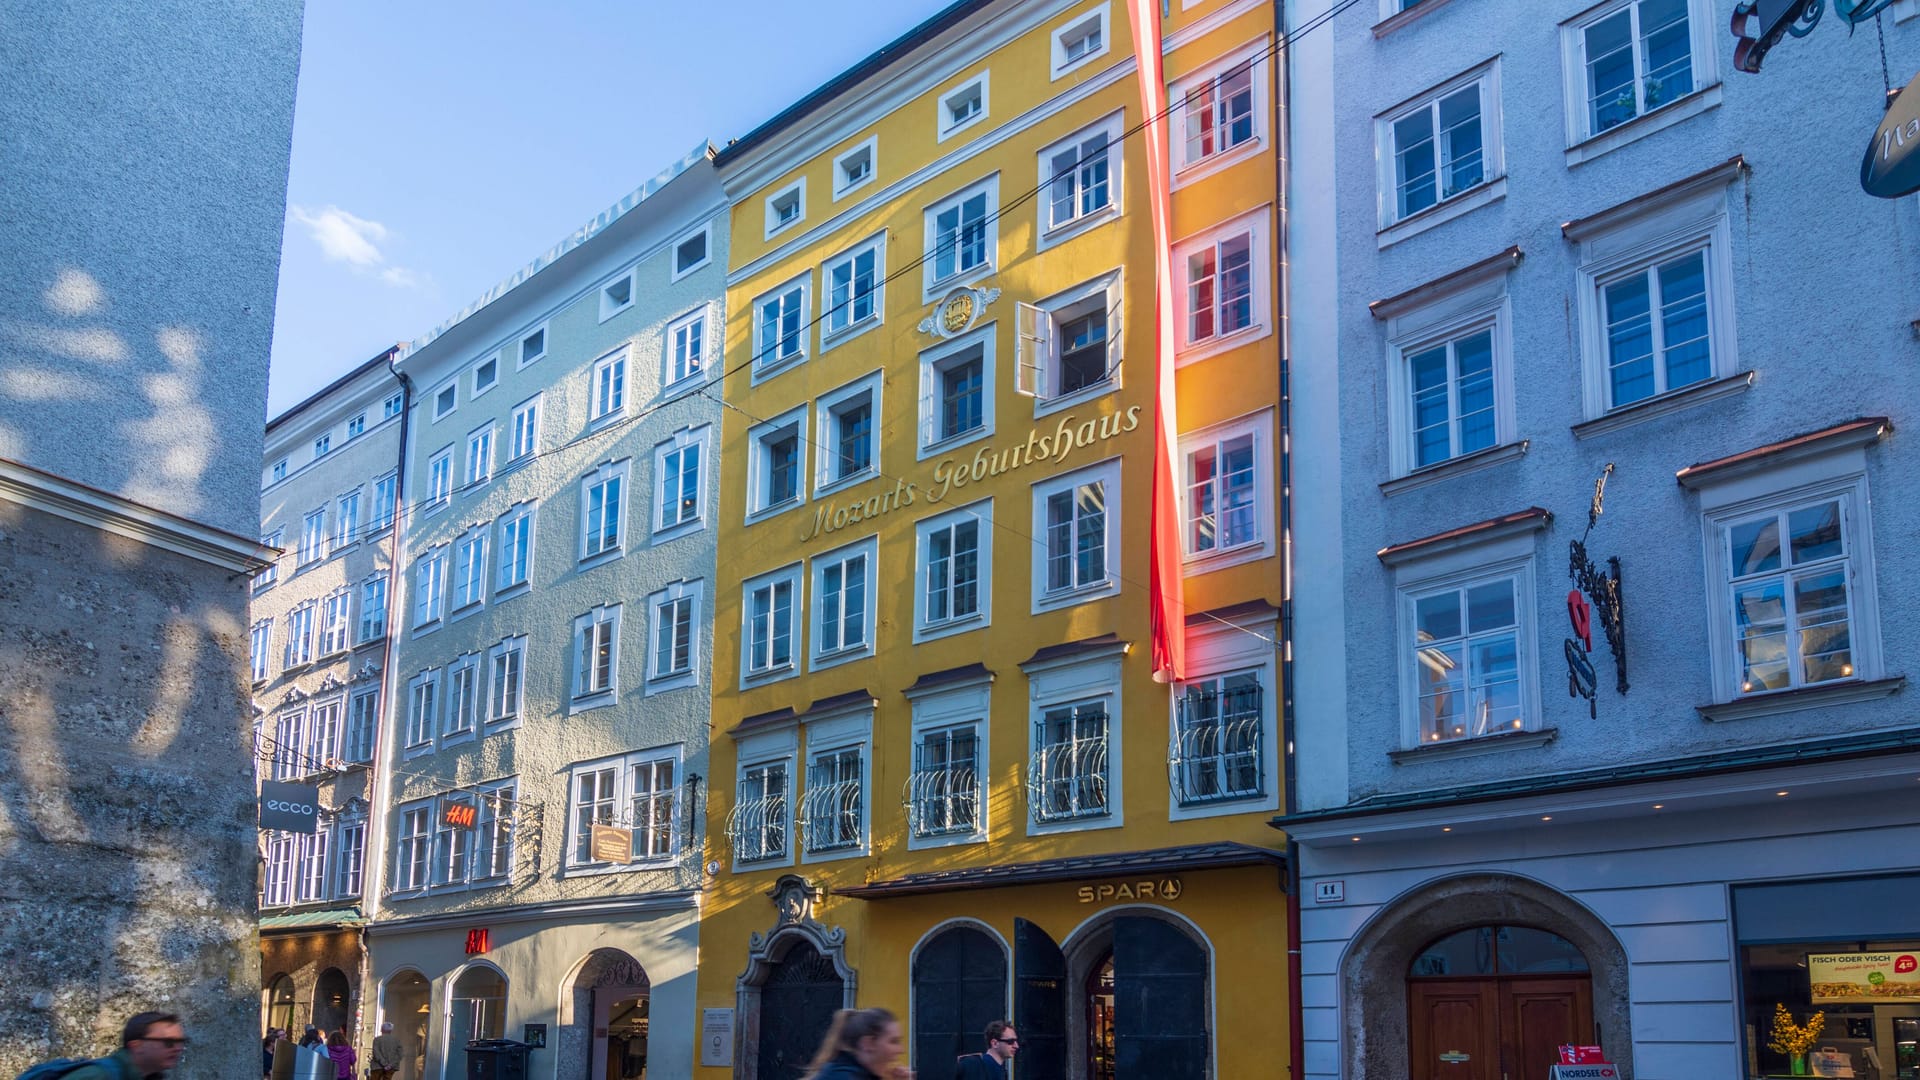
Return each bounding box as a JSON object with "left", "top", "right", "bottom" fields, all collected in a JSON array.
[
  {"left": 953, "top": 1021, "right": 1017, "bottom": 1079},
  {"left": 65, "top": 1013, "right": 189, "bottom": 1080}
]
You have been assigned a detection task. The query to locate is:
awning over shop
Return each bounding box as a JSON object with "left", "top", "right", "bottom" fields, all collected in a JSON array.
[
  {"left": 832, "top": 841, "right": 1286, "bottom": 899},
  {"left": 260, "top": 907, "right": 365, "bottom": 932}
]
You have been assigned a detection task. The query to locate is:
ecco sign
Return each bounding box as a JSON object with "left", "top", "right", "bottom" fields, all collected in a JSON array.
[{"left": 259, "top": 780, "right": 321, "bottom": 835}]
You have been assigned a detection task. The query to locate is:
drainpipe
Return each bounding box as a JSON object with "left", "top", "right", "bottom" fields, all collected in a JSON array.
[{"left": 1274, "top": 0, "right": 1305, "bottom": 1075}]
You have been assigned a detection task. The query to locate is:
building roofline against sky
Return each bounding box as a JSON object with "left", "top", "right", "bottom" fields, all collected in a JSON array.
[
  {"left": 265, "top": 346, "right": 401, "bottom": 435},
  {"left": 711, "top": 0, "right": 994, "bottom": 167}
]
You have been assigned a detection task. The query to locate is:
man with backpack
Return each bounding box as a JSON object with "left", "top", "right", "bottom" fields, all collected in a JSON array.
[{"left": 23, "top": 1013, "right": 189, "bottom": 1080}]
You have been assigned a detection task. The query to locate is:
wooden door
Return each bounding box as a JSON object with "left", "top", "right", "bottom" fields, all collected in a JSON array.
[
  {"left": 1409, "top": 982, "right": 1500, "bottom": 1080},
  {"left": 1502, "top": 979, "right": 1592, "bottom": 1080}
]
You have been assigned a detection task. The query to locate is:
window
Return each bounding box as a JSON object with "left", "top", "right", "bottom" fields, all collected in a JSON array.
[
  {"left": 743, "top": 565, "right": 800, "bottom": 682},
  {"left": 1031, "top": 702, "right": 1110, "bottom": 822},
  {"left": 580, "top": 460, "right": 628, "bottom": 561},
  {"left": 307, "top": 698, "right": 343, "bottom": 769},
  {"left": 833, "top": 137, "right": 877, "bottom": 199},
  {"left": 653, "top": 425, "right": 708, "bottom": 536},
  {"left": 472, "top": 355, "right": 498, "bottom": 396},
  {"left": 816, "top": 373, "right": 880, "bottom": 490},
  {"left": 299, "top": 508, "right": 328, "bottom": 566},
  {"left": 270, "top": 459, "right": 288, "bottom": 485},
  {"left": 284, "top": 603, "right": 316, "bottom": 668},
  {"left": 334, "top": 818, "right": 365, "bottom": 898},
  {"left": 319, "top": 589, "right": 353, "bottom": 655},
  {"left": 1032, "top": 460, "right": 1121, "bottom": 609},
  {"left": 488, "top": 636, "right": 525, "bottom": 725},
  {"left": 465, "top": 425, "right": 494, "bottom": 487},
  {"left": 1408, "top": 575, "right": 1527, "bottom": 744},
  {"left": 567, "top": 751, "right": 680, "bottom": 868},
  {"left": 812, "top": 537, "right": 875, "bottom": 664},
  {"left": 314, "top": 433, "right": 332, "bottom": 458},
  {"left": 589, "top": 347, "right": 628, "bottom": 423},
  {"left": 1599, "top": 250, "right": 1713, "bottom": 408},
  {"left": 748, "top": 407, "right": 807, "bottom": 517},
  {"left": 347, "top": 413, "right": 366, "bottom": 439},
  {"left": 572, "top": 605, "right": 621, "bottom": 705},
  {"left": 336, "top": 488, "right": 361, "bottom": 549},
  {"left": 1039, "top": 116, "right": 1121, "bottom": 242},
  {"left": 937, "top": 71, "right": 989, "bottom": 141},
  {"left": 648, "top": 580, "right": 702, "bottom": 688},
  {"left": 383, "top": 393, "right": 403, "bottom": 419},
  {"left": 1181, "top": 410, "right": 1274, "bottom": 565},
  {"left": 925, "top": 177, "right": 997, "bottom": 291},
  {"left": 413, "top": 546, "right": 447, "bottom": 628},
  {"left": 404, "top": 670, "right": 439, "bottom": 751},
  {"left": 1173, "top": 209, "right": 1272, "bottom": 358},
  {"left": 1380, "top": 64, "right": 1499, "bottom": 226},
  {"left": 453, "top": 529, "right": 487, "bottom": 611},
  {"left": 919, "top": 334, "right": 993, "bottom": 453},
  {"left": 913, "top": 501, "right": 991, "bottom": 640},
  {"left": 666, "top": 309, "right": 707, "bottom": 388},
  {"left": 909, "top": 725, "right": 980, "bottom": 839},
  {"left": 600, "top": 270, "right": 635, "bottom": 321},
  {"left": 427, "top": 448, "right": 453, "bottom": 509},
  {"left": 765, "top": 180, "right": 806, "bottom": 238},
  {"left": 673, "top": 225, "right": 711, "bottom": 279},
  {"left": 1172, "top": 671, "right": 1265, "bottom": 805},
  {"left": 1174, "top": 46, "right": 1266, "bottom": 174},
  {"left": 395, "top": 804, "right": 432, "bottom": 892},
  {"left": 434, "top": 783, "right": 516, "bottom": 887},
  {"left": 272, "top": 710, "right": 308, "bottom": 780},
  {"left": 295, "top": 825, "right": 329, "bottom": 901},
  {"left": 802, "top": 747, "right": 865, "bottom": 855},
  {"left": 1719, "top": 497, "right": 1862, "bottom": 696},
  {"left": 370, "top": 472, "right": 397, "bottom": 533},
  {"left": 433, "top": 796, "right": 471, "bottom": 885},
  {"left": 263, "top": 833, "right": 295, "bottom": 905},
  {"left": 433, "top": 383, "right": 457, "bottom": 421},
  {"left": 1570, "top": 0, "right": 1697, "bottom": 140},
  {"left": 732, "top": 760, "right": 789, "bottom": 863},
  {"left": 508, "top": 395, "right": 540, "bottom": 462},
  {"left": 1407, "top": 328, "right": 1497, "bottom": 468},
  {"left": 444, "top": 655, "right": 479, "bottom": 741},
  {"left": 753, "top": 277, "right": 808, "bottom": 373},
  {"left": 496, "top": 504, "right": 534, "bottom": 592},
  {"left": 518, "top": 325, "right": 547, "bottom": 368},
  {"left": 255, "top": 529, "right": 282, "bottom": 590},
  {"left": 346, "top": 687, "right": 378, "bottom": 762},
  {"left": 495, "top": 503, "right": 533, "bottom": 588},
  {"left": 823, "top": 237, "right": 883, "bottom": 339},
  {"left": 358, "top": 576, "right": 388, "bottom": 643},
  {"left": 1016, "top": 273, "right": 1121, "bottom": 404},
  {"left": 1050, "top": 4, "right": 1110, "bottom": 78},
  {"left": 250, "top": 620, "right": 272, "bottom": 682}
]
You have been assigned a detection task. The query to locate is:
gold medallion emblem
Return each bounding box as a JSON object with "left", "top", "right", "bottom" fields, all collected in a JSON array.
[{"left": 941, "top": 292, "right": 976, "bottom": 334}]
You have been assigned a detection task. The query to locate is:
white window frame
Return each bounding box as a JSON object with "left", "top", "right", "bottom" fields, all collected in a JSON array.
[
  {"left": 589, "top": 345, "right": 629, "bottom": 425},
  {"left": 442, "top": 653, "right": 481, "bottom": 745},
  {"left": 814, "top": 370, "right": 883, "bottom": 494},
  {"left": 452, "top": 527, "right": 488, "bottom": 614},
  {"left": 1049, "top": 3, "right": 1111, "bottom": 80},
  {"left": 298, "top": 507, "right": 328, "bottom": 567},
  {"left": 1171, "top": 206, "right": 1273, "bottom": 365},
  {"left": 357, "top": 575, "right": 387, "bottom": 644},
  {"left": 652, "top": 424, "right": 710, "bottom": 541},
  {"left": 913, "top": 499, "right": 994, "bottom": 644},
  {"left": 250, "top": 619, "right": 272, "bottom": 683},
  {"left": 923, "top": 174, "right": 1000, "bottom": 298},
  {"left": 284, "top": 602, "right": 316, "bottom": 669},
  {"left": 764, "top": 178, "right": 807, "bottom": 240},
  {"left": 905, "top": 674, "right": 991, "bottom": 850},
  {"left": 347, "top": 413, "right": 366, "bottom": 439},
  {"left": 426, "top": 447, "right": 453, "bottom": 511},
  {"left": 578, "top": 458, "right": 630, "bottom": 565},
  {"left": 508, "top": 394, "right": 541, "bottom": 464},
  {"left": 1375, "top": 59, "right": 1505, "bottom": 237},
  {"left": 1383, "top": 270, "right": 1517, "bottom": 478},
  {"left": 1170, "top": 41, "right": 1271, "bottom": 187},
  {"left": 565, "top": 746, "right": 684, "bottom": 874},
  {"left": 799, "top": 707, "right": 873, "bottom": 864},
  {"left": 670, "top": 221, "right": 713, "bottom": 282},
  {"left": 731, "top": 731, "right": 796, "bottom": 871},
  {"left": 393, "top": 800, "right": 432, "bottom": 893},
  {"left": 751, "top": 274, "right": 811, "bottom": 379},
  {"left": 336, "top": 487, "right": 362, "bottom": 550},
  {"left": 1015, "top": 270, "right": 1123, "bottom": 413},
  {"left": 432, "top": 381, "right": 458, "bottom": 422},
  {"left": 486, "top": 635, "right": 526, "bottom": 730},
  {"left": 741, "top": 563, "right": 803, "bottom": 686},
  {"left": 255, "top": 529, "right": 282, "bottom": 590},
  {"left": 746, "top": 404, "right": 810, "bottom": 522},
  {"left": 1030, "top": 458, "right": 1123, "bottom": 613},
  {"left": 471, "top": 352, "right": 500, "bottom": 398},
  {"left": 664, "top": 306, "right": 710, "bottom": 392},
  {"left": 382, "top": 392, "right": 403, "bottom": 419},
  {"left": 1560, "top": 0, "right": 1717, "bottom": 151},
  {"left": 370, "top": 472, "right": 397, "bottom": 534},
  {"left": 1036, "top": 112, "right": 1124, "bottom": 250},
  {"left": 334, "top": 815, "right": 367, "bottom": 898},
  {"left": 413, "top": 545, "right": 447, "bottom": 631},
  {"left": 517, "top": 322, "right": 548, "bottom": 369},
  {"left": 832, "top": 136, "right": 878, "bottom": 201},
  {"left": 465, "top": 423, "right": 494, "bottom": 488},
  {"left": 821, "top": 233, "right": 886, "bottom": 348},
  {"left": 346, "top": 685, "right": 379, "bottom": 762},
  {"left": 314, "top": 433, "right": 332, "bottom": 459},
  {"left": 810, "top": 534, "right": 878, "bottom": 670},
  {"left": 1024, "top": 645, "right": 1125, "bottom": 836},
  {"left": 646, "top": 579, "right": 703, "bottom": 694},
  {"left": 403, "top": 669, "right": 440, "bottom": 756},
  {"left": 1178, "top": 408, "right": 1276, "bottom": 571},
  {"left": 495, "top": 502, "right": 535, "bottom": 595},
  {"left": 936, "top": 70, "right": 990, "bottom": 142},
  {"left": 571, "top": 604, "right": 622, "bottom": 711},
  {"left": 1169, "top": 613, "right": 1281, "bottom": 821},
  {"left": 270, "top": 459, "right": 287, "bottom": 484},
  {"left": 319, "top": 588, "right": 353, "bottom": 656},
  {"left": 599, "top": 268, "right": 636, "bottom": 322},
  {"left": 916, "top": 328, "right": 996, "bottom": 458}
]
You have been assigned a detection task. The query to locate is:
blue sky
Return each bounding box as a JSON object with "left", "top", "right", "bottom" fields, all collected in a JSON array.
[{"left": 268, "top": 0, "right": 937, "bottom": 416}]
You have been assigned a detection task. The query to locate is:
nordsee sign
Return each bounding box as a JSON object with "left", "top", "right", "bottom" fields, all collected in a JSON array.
[{"left": 1863, "top": 70, "right": 1920, "bottom": 199}]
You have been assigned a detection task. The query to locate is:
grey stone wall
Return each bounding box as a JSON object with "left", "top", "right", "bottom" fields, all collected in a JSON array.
[{"left": 0, "top": 502, "right": 260, "bottom": 1079}]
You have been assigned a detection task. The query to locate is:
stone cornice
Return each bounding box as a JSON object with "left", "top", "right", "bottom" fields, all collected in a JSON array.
[{"left": 0, "top": 457, "right": 275, "bottom": 573}]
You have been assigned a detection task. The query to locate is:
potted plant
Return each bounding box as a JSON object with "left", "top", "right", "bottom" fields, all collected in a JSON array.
[{"left": 1769, "top": 1003, "right": 1826, "bottom": 1076}]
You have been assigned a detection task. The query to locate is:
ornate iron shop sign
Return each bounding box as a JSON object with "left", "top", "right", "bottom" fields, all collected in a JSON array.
[
  {"left": 1566, "top": 465, "right": 1627, "bottom": 718},
  {"left": 1731, "top": 0, "right": 1900, "bottom": 74}
]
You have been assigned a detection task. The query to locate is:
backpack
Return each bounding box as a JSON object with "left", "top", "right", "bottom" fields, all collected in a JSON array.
[{"left": 16, "top": 1060, "right": 110, "bottom": 1080}]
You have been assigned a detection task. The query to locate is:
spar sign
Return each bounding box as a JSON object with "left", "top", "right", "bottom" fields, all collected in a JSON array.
[{"left": 1809, "top": 952, "right": 1920, "bottom": 1003}]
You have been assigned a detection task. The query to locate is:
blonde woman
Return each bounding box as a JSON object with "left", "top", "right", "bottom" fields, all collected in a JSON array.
[{"left": 802, "top": 1008, "right": 914, "bottom": 1080}]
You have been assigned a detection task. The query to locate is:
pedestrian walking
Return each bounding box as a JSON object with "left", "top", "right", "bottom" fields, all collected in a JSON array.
[
  {"left": 801, "top": 1008, "right": 914, "bottom": 1080},
  {"left": 368, "top": 1023, "right": 402, "bottom": 1080},
  {"left": 953, "top": 1021, "right": 1017, "bottom": 1079},
  {"left": 299, "top": 1027, "right": 323, "bottom": 1050},
  {"left": 325, "top": 1030, "right": 356, "bottom": 1080},
  {"left": 61, "top": 1012, "right": 189, "bottom": 1080},
  {"left": 262, "top": 1029, "right": 281, "bottom": 1078}
]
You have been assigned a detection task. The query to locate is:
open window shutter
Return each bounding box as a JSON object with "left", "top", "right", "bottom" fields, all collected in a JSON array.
[
  {"left": 1014, "top": 917, "right": 1068, "bottom": 1080},
  {"left": 1015, "top": 301, "right": 1050, "bottom": 397},
  {"left": 1114, "top": 915, "right": 1209, "bottom": 1079}
]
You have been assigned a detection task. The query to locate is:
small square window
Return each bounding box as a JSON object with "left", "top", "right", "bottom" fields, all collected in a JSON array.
[
  {"left": 924, "top": 177, "right": 998, "bottom": 295},
  {"left": 314, "top": 433, "right": 332, "bottom": 458},
  {"left": 765, "top": 180, "right": 806, "bottom": 239},
  {"left": 1050, "top": 5, "right": 1110, "bottom": 79},
  {"left": 270, "top": 459, "right": 287, "bottom": 483},
  {"left": 937, "top": 72, "right": 990, "bottom": 141},
  {"left": 600, "top": 272, "right": 636, "bottom": 322},
  {"left": 472, "top": 355, "right": 498, "bottom": 396},
  {"left": 518, "top": 326, "right": 547, "bottom": 368},
  {"left": 433, "top": 383, "right": 457, "bottom": 420},
  {"left": 382, "top": 393, "right": 403, "bottom": 419},
  {"left": 672, "top": 225, "right": 711, "bottom": 280},
  {"left": 753, "top": 277, "right": 809, "bottom": 375},
  {"left": 347, "top": 413, "right": 366, "bottom": 439},
  {"left": 833, "top": 138, "right": 877, "bottom": 200},
  {"left": 748, "top": 406, "right": 808, "bottom": 518}
]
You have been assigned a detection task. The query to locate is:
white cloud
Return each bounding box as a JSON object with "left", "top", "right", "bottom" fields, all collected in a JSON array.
[{"left": 290, "top": 204, "right": 425, "bottom": 288}]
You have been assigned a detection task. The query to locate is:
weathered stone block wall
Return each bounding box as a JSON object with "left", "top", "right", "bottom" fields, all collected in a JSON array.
[
  {"left": 260, "top": 930, "right": 366, "bottom": 1039},
  {"left": 0, "top": 502, "right": 260, "bottom": 1080}
]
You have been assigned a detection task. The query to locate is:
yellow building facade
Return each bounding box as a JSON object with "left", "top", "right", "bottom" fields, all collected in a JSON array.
[{"left": 699, "top": 1, "right": 1289, "bottom": 1076}]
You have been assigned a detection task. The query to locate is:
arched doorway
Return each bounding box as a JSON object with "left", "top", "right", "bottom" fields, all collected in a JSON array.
[
  {"left": 1020, "top": 910, "right": 1210, "bottom": 1080},
  {"left": 382, "top": 970, "right": 431, "bottom": 1080},
  {"left": 314, "top": 968, "right": 352, "bottom": 1035},
  {"left": 911, "top": 923, "right": 1008, "bottom": 1069},
  {"left": 448, "top": 964, "right": 507, "bottom": 1059},
  {"left": 757, "top": 941, "right": 844, "bottom": 1080},
  {"left": 266, "top": 974, "right": 298, "bottom": 1036},
  {"left": 558, "top": 948, "right": 650, "bottom": 1080},
  {"left": 1407, "top": 926, "right": 1593, "bottom": 1080}
]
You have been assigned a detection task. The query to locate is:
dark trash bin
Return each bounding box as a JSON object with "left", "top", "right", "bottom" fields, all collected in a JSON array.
[{"left": 465, "top": 1040, "right": 529, "bottom": 1080}]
